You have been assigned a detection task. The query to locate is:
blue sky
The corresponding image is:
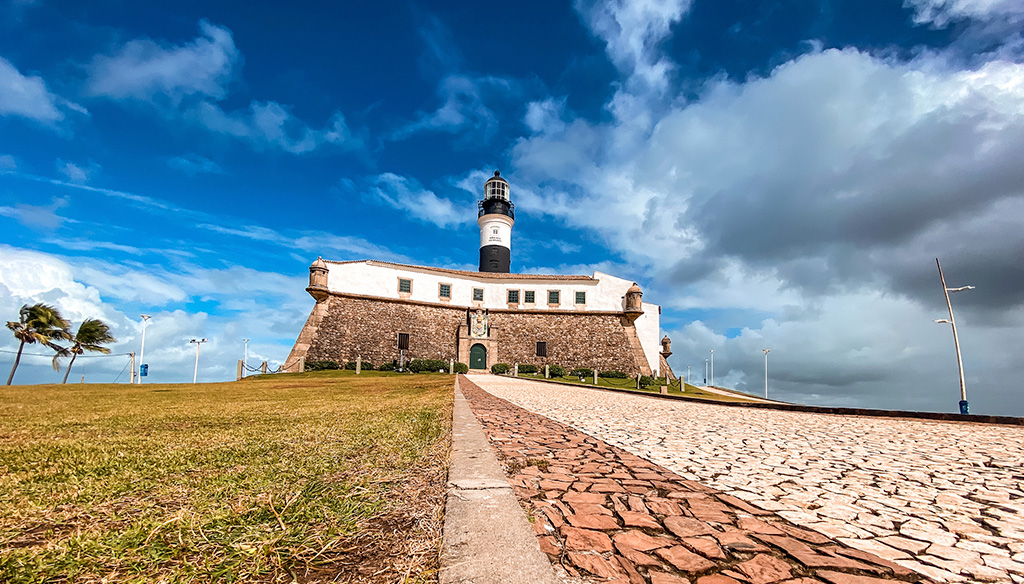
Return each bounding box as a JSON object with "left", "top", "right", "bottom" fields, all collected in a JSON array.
[{"left": 2, "top": 0, "right": 1022, "bottom": 414}]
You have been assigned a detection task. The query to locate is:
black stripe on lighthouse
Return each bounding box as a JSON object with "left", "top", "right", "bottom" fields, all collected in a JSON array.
[{"left": 479, "top": 245, "right": 510, "bottom": 273}]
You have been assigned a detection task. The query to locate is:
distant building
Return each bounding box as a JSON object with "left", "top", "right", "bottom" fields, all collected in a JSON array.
[{"left": 285, "top": 171, "right": 673, "bottom": 376}]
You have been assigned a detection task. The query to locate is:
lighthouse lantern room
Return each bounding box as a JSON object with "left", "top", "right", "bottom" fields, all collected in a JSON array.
[{"left": 478, "top": 171, "right": 515, "bottom": 273}]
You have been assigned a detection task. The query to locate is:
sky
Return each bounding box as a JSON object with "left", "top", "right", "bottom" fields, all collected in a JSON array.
[{"left": 1, "top": 0, "right": 1022, "bottom": 415}]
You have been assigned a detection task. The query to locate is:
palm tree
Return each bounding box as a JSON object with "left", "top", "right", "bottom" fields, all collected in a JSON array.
[
  {"left": 60, "top": 318, "right": 117, "bottom": 384},
  {"left": 6, "top": 303, "right": 71, "bottom": 385}
]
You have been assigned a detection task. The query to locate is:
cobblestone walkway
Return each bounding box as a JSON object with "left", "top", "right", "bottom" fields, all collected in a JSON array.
[
  {"left": 464, "top": 375, "right": 1024, "bottom": 583},
  {"left": 459, "top": 377, "right": 939, "bottom": 584}
]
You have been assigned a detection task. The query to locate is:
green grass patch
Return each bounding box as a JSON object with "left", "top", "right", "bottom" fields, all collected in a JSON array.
[
  {"left": 513, "top": 373, "right": 760, "bottom": 402},
  {"left": 0, "top": 370, "right": 454, "bottom": 583}
]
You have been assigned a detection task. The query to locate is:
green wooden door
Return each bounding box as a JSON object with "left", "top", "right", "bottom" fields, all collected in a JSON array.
[{"left": 470, "top": 344, "right": 487, "bottom": 370}]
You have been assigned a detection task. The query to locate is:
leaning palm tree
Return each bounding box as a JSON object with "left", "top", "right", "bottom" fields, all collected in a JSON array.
[
  {"left": 60, "top": 318, "right": 116, "bottom": 384},
  {"left": 6, "top": 303, "right": 72, "bottom": 385}
]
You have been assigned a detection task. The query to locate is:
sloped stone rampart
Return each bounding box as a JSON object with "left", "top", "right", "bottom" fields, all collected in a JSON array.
[{"left": 301, "top": 292, "right": 646, "bottom": 373}]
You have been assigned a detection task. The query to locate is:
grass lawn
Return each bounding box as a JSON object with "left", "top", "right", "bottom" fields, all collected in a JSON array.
[
  {"left": 0, "top": 371, "right": 454, "bottom": 583},
  {"left": 513, "top": 373, "right": 761, "bottom": 402}
]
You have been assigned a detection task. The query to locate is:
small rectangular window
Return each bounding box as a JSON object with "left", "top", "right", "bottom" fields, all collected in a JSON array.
[
  {"left": 524, "top": 290, "right": 535, "bottom": 304},
  {"left": 398, "top": 278, "right": 412, "bottom": 293},
  {"left": 507, "top": 289, "right": 519, "bottom": 303},
  {"left": 473, "top": 288, "right": 484, "bottom": 301},
  {"left": 536, "top": 341, "right": 547, "bottom": 357},
  {"left": 398, "top": 333, "right": 410, "bottom": 350},
  {"left": 548, "top": 290, "right": 560, "bottom": 305},
  {"left": 575, "top": 291, "right": 586, "bottom": 305},
  {"left": 439, "top": 283, "right": 451, "bottom": 299}
]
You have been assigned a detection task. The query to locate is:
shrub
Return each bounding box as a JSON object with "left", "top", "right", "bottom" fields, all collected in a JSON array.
[
  {"left": 600, "top": 370, "right": 628, "bottom": 379},
  {"left": 345, "top": 361, "right": 374, "bottom": 370},
  {"left": 378, "top": 361, "right": 395, "bottom": 371},
  {"left": 570, "top": 367, "right": 594, "bottom": 378},
  {"left": 453, "top": 362, "right": 469, "bottom": 374},
  {"left": 639, "top": 375, "right": 656, "bottom": 388},
  {"left": 491, "top": 363, "right": 511, "bottom": 375},
  {"left": 517, "top": 364, "right": 538, "bottom": 374},
  {"left": 305, "top": 360, "right": 340, "bottom": 371},
  {"left": 548, "top": 364, "right": 566, "bottom": 377},
  {"left": 409, "top": 358, "right": 449, "bottom": 373}
]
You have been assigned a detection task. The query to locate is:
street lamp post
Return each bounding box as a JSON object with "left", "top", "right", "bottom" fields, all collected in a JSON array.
[
  {"left": 710, "top": 349, "right": 714, "bottom": 387},
  {"left": 704, "top": 359, "right": 708, "bottom": 385},
  {"left": 763, "top": 349, "right": 770, "bottom": 399},
  {"left": 934, "top": 258, "right": 974, "bottom": 415},
  {"left": 243, "top": 338, "right": 249, "bottom": 378},
  {"left": 190, "top": 338, "right": 208, "bottom": 384},
  {"left": 686, "top": 365, "right": 690, "bottom": 387},
  {"left": 138, "top": 315, "right": 151, "bottom": 384}
]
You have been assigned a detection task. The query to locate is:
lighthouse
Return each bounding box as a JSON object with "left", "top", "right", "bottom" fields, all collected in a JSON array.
[{"left": 478, "top": 171, "right": 515, "bottom": 272}]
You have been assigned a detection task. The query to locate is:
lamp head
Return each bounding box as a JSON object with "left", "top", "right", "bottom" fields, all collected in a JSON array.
[{"left": 934, "top": 319, "right": 951, "bottom": 324}]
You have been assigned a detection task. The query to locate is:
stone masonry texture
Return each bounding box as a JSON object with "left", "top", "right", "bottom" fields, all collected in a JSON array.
[
  {"left": 303, "top": 293, "right": 645, "bottom": 372},
  {"left": 458, "top": 375, "right": 938, "bottom": 584},
  {"left": 469, "top": 375, "right": 1024, "bottom": 584}
]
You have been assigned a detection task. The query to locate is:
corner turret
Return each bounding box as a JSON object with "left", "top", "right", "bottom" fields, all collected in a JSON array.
[{"left": 308, "top": 257, "right": 329, "bottom": 301}]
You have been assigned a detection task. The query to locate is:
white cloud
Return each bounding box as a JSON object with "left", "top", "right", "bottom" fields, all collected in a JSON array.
[
  {"left": 191, "top": 101, "right": 360, "bottom": 154},
  {"left": 904, "top": 0, "right": 1024, "bottom": 27},
  {"left": 370, "top": 172, "right": 474, "bottom": 229},
  {"left": 0, "top": 57, "right": 82, "bottom": 124},
  {"left": 167, "top": 154, "right": 223, "bottom": 176},
  {"left": 0, "top": 244, "right": 310, "bottom": 385},
  {"left": 524, "top": 97, "right": 568, "bottom": 134},
  {"left": 0, "top": 197, "right": 71, "bottom": 230},
  {"left": 0, "top": 154, "right": 16, "bottom": 171},
  {"left": 56, "top": 159, "right": 100, "bottom": 183},
  {"left": 574, "top": 0, "right": 692, "bottom": 93},
  {"left": 392, "top": 75, "right": 510, "bottom": 141},
  {"left": 86, "top": 20, "right": 238, "bottom": 103}
]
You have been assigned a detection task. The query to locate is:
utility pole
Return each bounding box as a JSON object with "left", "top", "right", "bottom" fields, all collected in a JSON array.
[
  {"left": 190, "top": 338, "right": 207, "bottom": 384},
  {"left": 710, "top": 349, "right": 714, "bottom": 387},
  {"left": 935, "top": 258, "right": 974, "bottom": 415},
  {"left": 138, "top": 315, "right": 151, "bottom": 384},
  {"left": 763, "top": 348, "right": 770, "bottom": 399}
]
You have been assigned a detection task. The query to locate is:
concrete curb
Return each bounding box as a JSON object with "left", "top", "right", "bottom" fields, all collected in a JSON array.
[
  {"left": 498, "top": 374, "right": 1024, "bottom": 426},
  {"left": 439, "top": 376, "right": 560, "bottom": 584}
]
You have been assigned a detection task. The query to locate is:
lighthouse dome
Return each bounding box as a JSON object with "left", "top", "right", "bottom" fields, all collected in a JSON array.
[{"left": 484, "top": 171, "right": 510, "bottom": 201}]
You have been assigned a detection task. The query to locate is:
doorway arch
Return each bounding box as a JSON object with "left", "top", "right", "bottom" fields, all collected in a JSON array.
[{"left": 470, "top": 343, "right": 487, "bottom": 370}]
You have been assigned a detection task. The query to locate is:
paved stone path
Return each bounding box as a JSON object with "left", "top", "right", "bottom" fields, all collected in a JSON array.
[
  {"left": 460, "top": 376, "right": 939, "bottom": 584},
  {"left": 465, "top": 375, "right": 1024, "bottom": 583}
]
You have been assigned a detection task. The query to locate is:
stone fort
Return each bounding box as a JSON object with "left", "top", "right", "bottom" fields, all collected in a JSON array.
[{"left": 285, "top": 171, "right": 674, "bottom": 376}]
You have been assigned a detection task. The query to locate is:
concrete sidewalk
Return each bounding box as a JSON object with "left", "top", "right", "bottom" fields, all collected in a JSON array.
[{"left": 439, "top": 376, "right": 563, "bottom": 584}]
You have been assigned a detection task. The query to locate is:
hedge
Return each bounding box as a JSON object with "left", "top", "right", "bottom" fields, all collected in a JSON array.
[
  {"left": 570, "top": 367, "right": 594, "bottom": 378},
  {"left": 305, "top": 360, "right": 340, "bottom": 371},
  {"left": 600, "top": 370, "right": 628, "bottom": 379},
  {"left": 409, "top": 358, "right": 450, "bottom": 373},
  {"left": 491, "top": 363, "right": 511, "bottom": 375},
  {"left": 517, "top": 364, "right": 539, "bottom": 374},
  {"left": 344, "top": 360, "right": 374, "bottom": 370},
  {"left": 548, "top": 364, "right": 567, "bottom": 377}
]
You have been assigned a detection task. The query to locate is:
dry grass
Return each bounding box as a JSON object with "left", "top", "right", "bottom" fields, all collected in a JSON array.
[{"left": 0, "top": 371, "right": 453, "bottom": 583}]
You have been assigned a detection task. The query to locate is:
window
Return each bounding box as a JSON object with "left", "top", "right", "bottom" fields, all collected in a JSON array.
[
  {"left": 507, "top": 289, "right": 520, "bottom": 303},
  {"left": 398, "top": 333, "right": 410, "bottom": 350},
  {"left": 398, "top": 278, "right": 412, "bottom": 294},
  {"left": 439, "top": 283, "right": 451, "bottom": 299},
  {"left": 536, "top": 342, "right": 547, "bottom": 357},
  {"left": 575, "top": 291, "right": 586, "bottom": 305},
  {"left": 473, "top": 288, "right": 484, "bottom": 301},
  {"left": 548, "top": 290, "right": 560, "bottom": 305},
  {"left": 524, "top": 290, "right": 535, "bottom": 304}
]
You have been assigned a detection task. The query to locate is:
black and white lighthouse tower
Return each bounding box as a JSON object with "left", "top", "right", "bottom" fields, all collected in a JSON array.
[{"left": 478, "top": 171, "right": 515, "bottom": 272}]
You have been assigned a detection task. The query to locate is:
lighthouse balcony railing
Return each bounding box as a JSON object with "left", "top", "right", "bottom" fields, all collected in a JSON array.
[{"left": 478, "top": 200, "right": 515, "bottom": 219}]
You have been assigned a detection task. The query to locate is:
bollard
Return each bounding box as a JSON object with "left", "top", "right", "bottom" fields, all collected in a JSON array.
[
  {"left": 449, "top": 359, "right": 454, "bottom": 374},
  {"left": 513, "top": 363, "right": 518, "bottom": 377},
  {"left": 545, "top": 364, "right": 549, "bottom": 379},
  {"left": 660, "top": 385, "right": 667, "bottom": 395},
  {"left": 636, "top": 375, "right": 640, "bottom": 389},
  {"left": 593, "top": 370, "right": 598, "bottom": 385},
  {"left": 356, "top": 356, "right": 362, "bottom": 375},
  {"left": 298, "top": 356, "right": 305, "bottom": 373},
  {"left": 261, "top": 361, "right": 268, "bottom": 375},
  {"left": 236, "top": 359, "right": 243, "bottom": 381}
]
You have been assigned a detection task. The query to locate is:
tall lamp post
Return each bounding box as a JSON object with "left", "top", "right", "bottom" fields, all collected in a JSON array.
[
  {"left": 243, "top": 338, "right": 249, "bottom": 378},
  {"left": 190, "top": 338, "right": 208, "bottom": 384},
  {"left": 704, "top": 359, "right": 708, "bottom": 385},
  {"left": 934, "top": 258, "right": 974, "bottom": 415},
  {"left": 710, "top": 349, "right": 715, "bottom": 387},
  {"left": 763, "top": 349, "right": 770, "bottom": 399},
  {"left": 138, "top": 315, "right": 151, "bottom": 384},
  {"left": 686, "top": 365, "right": 691, "bottom": 387}
]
